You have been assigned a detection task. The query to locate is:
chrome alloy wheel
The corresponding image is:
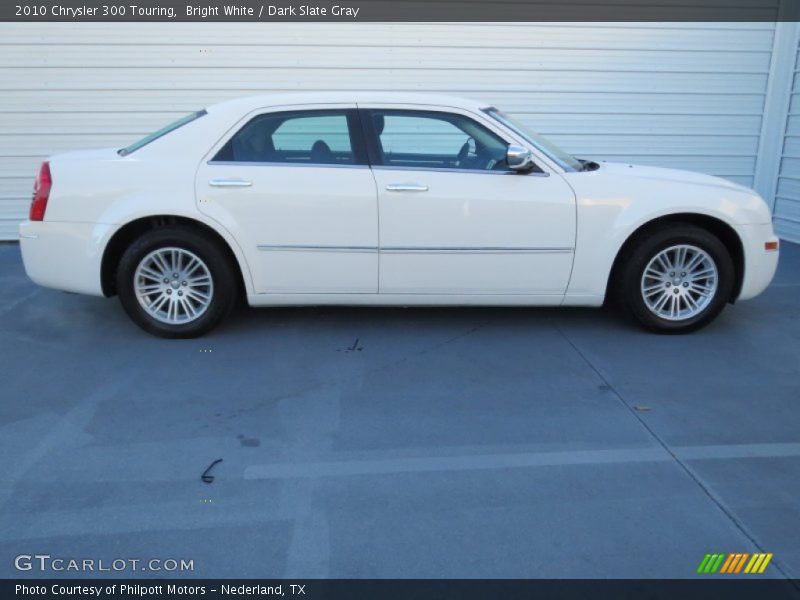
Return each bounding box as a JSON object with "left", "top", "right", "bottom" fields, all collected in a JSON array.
[
  {"left": 133, "top": 247, "right": 214, "bottom": 325},
  {"left": 640, "top": 244, "right": 718, "bottom": 321}
]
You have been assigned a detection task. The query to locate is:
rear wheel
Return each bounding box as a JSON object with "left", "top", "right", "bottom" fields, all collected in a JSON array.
[
  {"left": 117, "top": 227, "right": 236, "bottom": 338},
  {"left": 616, "top": 224, "right": 734, "bottom": 333}
]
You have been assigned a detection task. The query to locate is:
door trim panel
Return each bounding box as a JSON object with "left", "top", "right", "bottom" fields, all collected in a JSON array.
[
  {"left": 381, "top": 246, "right": 573, "bottom": 254},
  {"left": 255, "top": 244, "right": 574, "bottom": 254},
  {"left": 257, "top": 244, "right": 377, "bottom": 253}
]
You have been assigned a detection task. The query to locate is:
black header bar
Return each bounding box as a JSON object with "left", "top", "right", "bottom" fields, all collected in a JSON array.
[{"left": 2, "top": 0, "right": 800, "bottom": 22}]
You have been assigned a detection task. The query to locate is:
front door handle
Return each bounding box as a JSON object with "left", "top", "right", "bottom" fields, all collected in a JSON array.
[
  {"left": 209, "top": 178, "right": 252, "bottom": 188},
  {"left": 385, "top": 183, "right": 429, "bottom": 192}
]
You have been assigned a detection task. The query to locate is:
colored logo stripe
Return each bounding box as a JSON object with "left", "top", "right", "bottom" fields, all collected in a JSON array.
[
  {"left": 721, "top": 553, "right": 739, "bottom": 573},
  {"left": 723, "top": 553, "right": 746, "bottom": 573},
  {"left": 697, "top": 553, "right": 725, "bottom": 574},
  {"left": 701, "top": 552, "right": 773, "bottom": 574},
  {"left": 734, "top": 553, "right": 749, "bottom": 573},
  {"left": 720, "top": 553, "right": 736, "bottom": 573},
  {"left": 747, "top": 553, "right": 773, "bottom": 574}
]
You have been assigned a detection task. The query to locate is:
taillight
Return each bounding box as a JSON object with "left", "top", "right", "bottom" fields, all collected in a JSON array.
[{"left": 30, "top": 161, "right": 51, "bottom": 221}]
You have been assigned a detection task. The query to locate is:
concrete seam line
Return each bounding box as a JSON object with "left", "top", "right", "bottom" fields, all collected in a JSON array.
[
  {"left": 243, "top": 442, "right": 800, "bottom": 480},
  {"left": 0, "top": 288, "right": 40, "bottom": 319},
  {"left": 551, "top": 321, "right": 798, "bottom": 584},
  {"left": 244, "top": 447, "right": 673, "bottom": 479},
  {"left": 0, "top": 372, "right": 137, "bottom": 512}
]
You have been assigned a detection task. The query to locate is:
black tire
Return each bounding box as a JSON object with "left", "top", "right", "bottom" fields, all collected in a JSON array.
[
  {"left": 116, "top": 227, "right": 237, "bottom": 338},
  {"left": 615, "top": 223, "right": 735, "bottom": 334}
]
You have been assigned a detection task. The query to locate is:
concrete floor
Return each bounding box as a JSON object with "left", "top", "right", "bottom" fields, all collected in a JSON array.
[{"left": 0, "top": 241, "right": 798, "bottom": 580}]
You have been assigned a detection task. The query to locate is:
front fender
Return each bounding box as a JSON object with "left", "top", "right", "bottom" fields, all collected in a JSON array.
[{"left": 561, "top": 167, "right": 770, "bottom": 301}]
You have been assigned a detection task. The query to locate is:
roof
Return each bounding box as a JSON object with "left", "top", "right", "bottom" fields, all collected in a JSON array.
[{"left": 206, "top": 92, "right": 492, "bottom": 116}]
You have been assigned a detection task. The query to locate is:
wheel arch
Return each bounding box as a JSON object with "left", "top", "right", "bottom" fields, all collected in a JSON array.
[
  {"left": 100, "top": 215, "right": 251, "bottom": 298},
  {"left": 607, "top": 213, "right": 745, "bottom": 304}
]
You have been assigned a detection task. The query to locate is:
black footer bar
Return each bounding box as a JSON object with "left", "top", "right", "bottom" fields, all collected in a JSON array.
[{"left": 7, "top": 579, "right": 800, "bottom": 600}]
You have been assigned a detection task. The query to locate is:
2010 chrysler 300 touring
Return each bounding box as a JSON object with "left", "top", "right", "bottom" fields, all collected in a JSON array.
[{"left": 19, "top": 93, "right": 780, "bottom": 338}]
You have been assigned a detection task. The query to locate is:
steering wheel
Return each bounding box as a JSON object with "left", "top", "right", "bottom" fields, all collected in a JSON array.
[{"left": 455, "top": 137, "right": 476, "bottom": 168}]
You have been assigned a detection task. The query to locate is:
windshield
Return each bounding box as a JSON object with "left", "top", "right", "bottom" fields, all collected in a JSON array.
[
  {"left": 118, "top": 110, "right": 206, "bottom": 156},
  {"left": 484, "top": 108, "right": 583, "bottom": 172}
]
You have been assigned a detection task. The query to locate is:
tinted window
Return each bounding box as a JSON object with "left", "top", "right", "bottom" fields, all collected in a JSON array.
[
  {"left": 366, "top": 110, "right": 511, "bottom": 171},
  {"left": 214, "top": 110, "right": 361, "bottom": 165},
  {"left": 484, "top": 108, "right": 582, "bottom": 172}
]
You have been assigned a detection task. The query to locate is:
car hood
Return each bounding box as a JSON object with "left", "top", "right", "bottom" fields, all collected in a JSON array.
[{"left": 594, "top": 161, "right": 753, "bottom": 195}]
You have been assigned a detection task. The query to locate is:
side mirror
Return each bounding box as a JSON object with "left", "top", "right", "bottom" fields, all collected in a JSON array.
[{"left": 506, "top": 144, "right": 535, "bottom": 172}]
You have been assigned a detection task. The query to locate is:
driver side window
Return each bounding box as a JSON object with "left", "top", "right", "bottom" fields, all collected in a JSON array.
[{"left": 366, "top": 110, "right": 511, "bottom": 172}]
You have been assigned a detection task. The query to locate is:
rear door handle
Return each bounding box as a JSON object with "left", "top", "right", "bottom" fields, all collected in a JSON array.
[
  {"left": 209, "top": 178, "right": 252, "bottom": 188},
  {"left": 385, "top": 183, "right": 429, "bottom": 192}
]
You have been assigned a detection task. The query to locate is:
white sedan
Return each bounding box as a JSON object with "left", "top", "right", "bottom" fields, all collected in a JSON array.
[{"left": 19, "top": 93, "right": 779, "bottom": 337}]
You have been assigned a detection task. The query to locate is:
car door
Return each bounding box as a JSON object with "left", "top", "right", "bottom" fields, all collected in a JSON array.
[
  {"left": 196, "top": 106, "right": 378, "bottom": 294},
  {"left": 360, "top": 106, "right": 576, "bottom": 296}
]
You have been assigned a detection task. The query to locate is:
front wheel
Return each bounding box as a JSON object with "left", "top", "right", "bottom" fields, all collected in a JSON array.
[
  {"left": 116, "top": 227, "right": 237, "bottom": 338},
  {"left": 617, "top": 224, "right": 735, "bottom": 333}
]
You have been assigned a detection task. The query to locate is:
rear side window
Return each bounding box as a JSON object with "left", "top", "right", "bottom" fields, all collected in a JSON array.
[
  {"left": 213, "top": 110, "right": 365, "bottom": 166},
  {"left": 118, "top": 110, "right": 206, "bottom": 156}
]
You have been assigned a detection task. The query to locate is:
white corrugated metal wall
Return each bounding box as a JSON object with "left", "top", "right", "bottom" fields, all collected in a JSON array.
[
  {"left": 0, "top": 21, "right": 792, "bottom": 240},
  {"left": 775, "top": 40, "right": 800, "bottom": 241}
]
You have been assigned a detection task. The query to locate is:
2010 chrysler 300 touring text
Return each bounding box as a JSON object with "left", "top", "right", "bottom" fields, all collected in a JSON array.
[{"left": 19, "top": 93, "right": 779, "bottom": 338}]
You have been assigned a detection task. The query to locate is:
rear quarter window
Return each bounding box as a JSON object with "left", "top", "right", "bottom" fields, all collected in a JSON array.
[{"left": 118, "top": 110, "right": 207, "bottom": 156}]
